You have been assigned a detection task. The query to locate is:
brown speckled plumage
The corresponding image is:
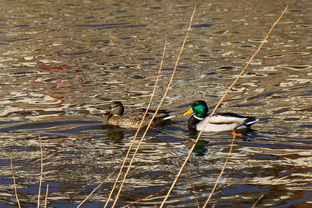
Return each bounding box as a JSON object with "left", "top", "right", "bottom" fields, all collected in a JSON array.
[{"left": 103, "top": 101, "right": 173, "bottom": 128}]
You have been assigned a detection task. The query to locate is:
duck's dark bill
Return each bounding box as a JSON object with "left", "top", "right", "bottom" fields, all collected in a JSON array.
[{"left": 103, "top": 111, "right": 111, "bottom": 117}]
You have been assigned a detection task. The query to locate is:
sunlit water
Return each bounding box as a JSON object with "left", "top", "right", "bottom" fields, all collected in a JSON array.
[{"left": 0, "top": 0, "right": 311, "bottom": 207}]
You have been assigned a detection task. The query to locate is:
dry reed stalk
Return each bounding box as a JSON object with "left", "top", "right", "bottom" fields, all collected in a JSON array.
[
  {"left": 188, "top": 175, "right": 201, "bottom": 207},
  {"left": 192, "top": 185, "right": 200, "bottom": 208},
  {"left": 122, "top": 192, "right": 161, "bottom": 208},
  {"left": 77, "top": 169, "right": 117, "bottom": 208},
  {"left": 208, "top": 5, "right": 289, "bottom": 118},
  {"left": 111, "top": 4, "right": 197, "bottom": 207},
  {"left": 160, "top": 5, "right": 288, "bottom": 208},
  {"left": 10, "top": 154, "right": 21, "bottom": 208},
  {"left": 251, "top": 194, "right": 264, "bottom": 208},
  {"left": 37, "top": 135, "right": 44, "bottom": 208},
  {"left": 202, "top": 135, "right": 237, "bottom": 207},
  {"left": 104, "top": 39, "right": 168, "bottom": 208},
  {"left": 44, "top": 184, "right": 49, "bottom": 208},
  {"left": 202, "top": 6, "right": 288, "bottom": 207}
]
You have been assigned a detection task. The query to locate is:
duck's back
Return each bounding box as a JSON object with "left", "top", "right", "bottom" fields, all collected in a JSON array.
[
  {"left": 107, "top": 112, "right": 147, "bottom": 128},
  {"left": 106, "top": 108, "right": 173, "bottom": 129}
]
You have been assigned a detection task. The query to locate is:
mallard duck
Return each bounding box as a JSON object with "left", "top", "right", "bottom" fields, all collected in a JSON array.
[
  {"left": 183, "top": 100, "right": 258, "bottom": 135},
  {"left": 103, "top": 101, "right": 174, "bottom": 129}
]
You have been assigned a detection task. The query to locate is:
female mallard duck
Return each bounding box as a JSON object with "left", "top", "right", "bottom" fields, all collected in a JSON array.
[
  {"left": 184, "top": 100, "right": 258, "bottom": 135},
  {"left": 103, "top": 101, "right": 174, "bottom": 129}
]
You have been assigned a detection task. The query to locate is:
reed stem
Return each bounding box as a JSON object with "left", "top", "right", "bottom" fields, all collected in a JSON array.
[
  {"left": 37, "top": 135, "right": 44, "bottom": 208},
  {"left": 203, "top": 6, "right": 288, "bottom": 207},
  {"left": 160, "top": 5, "right": 288, "bottom": 208},
  {"left": 10, "top": 154, "right": 21, "bottom": 208},
  {"left": 122, "top": 192, "right": 161, "bottom": 208},
  {"left": 202, "top": 135, "right": 237, "bottom": 207},
  {"left": 44, "top": 184, "right": 49, "bottom": 208},
  {"left": 78, "top": 170, "right": 116, "bottom": 208},
  {"left": 112, "top": 4, "right": 197, "bottom": 207},
  {"left": 251, "top": 194, "right": 264, "bottom": 208},
  {"left": 104, "top": 39, "right": 168, "bottom": 208}
]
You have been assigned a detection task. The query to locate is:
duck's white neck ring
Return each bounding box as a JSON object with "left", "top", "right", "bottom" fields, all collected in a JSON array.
[{"left": 194, "top": 115, "right": 204, "bottom": 120}]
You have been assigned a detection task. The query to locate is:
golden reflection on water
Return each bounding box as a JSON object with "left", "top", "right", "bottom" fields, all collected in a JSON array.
[{"left": 0, "top": 0, "right": 311, "bottom": 207}]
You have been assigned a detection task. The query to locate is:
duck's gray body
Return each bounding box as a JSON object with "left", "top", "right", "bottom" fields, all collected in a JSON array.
[
  {"left": 184, "top": 100, "right": 258, "bottom": 132},
  {"left": 193, "top": 113, "right": 258, "bottom": 132}
]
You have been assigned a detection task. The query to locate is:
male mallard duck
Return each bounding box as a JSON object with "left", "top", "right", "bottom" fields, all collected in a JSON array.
[
  {"left": 103, "top": 101, "right": 174, "bottom": 129},
  {"left": 183, "top": 100, "right": 258, "bottom": 135}
]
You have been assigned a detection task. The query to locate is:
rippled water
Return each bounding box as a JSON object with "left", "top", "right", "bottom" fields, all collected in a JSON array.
[{"left": 0, "top": 0, "right": 311, "bottom": 207}]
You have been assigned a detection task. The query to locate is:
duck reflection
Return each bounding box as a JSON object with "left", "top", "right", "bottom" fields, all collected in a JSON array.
[
  {"left": 185, "top": 131, "right": 209, "bottom": 156},
  {"left": 185, "top": 128, "right": 258, "bottom": 156},
  {"left": 103, "top": 125, "right": 125, "bottom": 142}
]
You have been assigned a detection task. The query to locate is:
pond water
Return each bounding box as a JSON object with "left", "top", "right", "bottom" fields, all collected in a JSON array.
[{"left": 0, "top": 0, "right": 311, "bottom": 207}]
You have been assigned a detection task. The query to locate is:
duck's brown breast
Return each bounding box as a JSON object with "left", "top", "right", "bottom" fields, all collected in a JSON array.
[{"left": 107, "top": 115, "right": 121, "bottom": 126}]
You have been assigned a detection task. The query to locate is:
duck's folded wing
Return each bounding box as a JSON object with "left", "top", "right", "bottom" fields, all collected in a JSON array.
[
  {"left": 196, "top": 113, "right": 257, "bottom": 132},
  {"left": 118, "top": 114, "right": 148, "bottom": 128},
  {"left": 138, "top": 109, "right": 174, "bottom": 121},
  {"left": 205, "top": 114, "right": 247, "bottom": 124},
  {"left": 197, "top": 116, "right": 241, "bottom": 132}
]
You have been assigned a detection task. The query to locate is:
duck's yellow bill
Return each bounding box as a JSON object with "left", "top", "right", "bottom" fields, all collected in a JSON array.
[{"left": 183, "top": 108, "right": 193, "bottom": 116}]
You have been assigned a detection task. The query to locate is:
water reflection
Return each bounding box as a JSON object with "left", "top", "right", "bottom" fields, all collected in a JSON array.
[
  {"left": 0, "top": 0, "right": 311, "bottom": 207},
  {"left": 104, "top": 125, "right": 125, "bottom": 142}
]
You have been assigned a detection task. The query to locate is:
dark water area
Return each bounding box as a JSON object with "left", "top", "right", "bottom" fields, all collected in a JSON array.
[{"left": 0, "top": 0, "right": 311, "bottom": 207}]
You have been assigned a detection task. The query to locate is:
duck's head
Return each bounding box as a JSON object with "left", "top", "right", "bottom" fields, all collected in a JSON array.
[
  {"left": 183, "top": 100, "right": 208, "bottom": 119},
  {"left": 103, "top": 101, "right": 124, "bottom": 117}
]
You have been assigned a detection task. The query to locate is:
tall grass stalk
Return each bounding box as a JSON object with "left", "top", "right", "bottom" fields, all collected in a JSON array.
[
  {"left": 202, "top": 135, "right": 237, "bottom": 207},
  {"left": 104, "top": 38, "right": 168, "bottom": 208},
  {"left": 77, "top": 169, "right": 117, "bottom": 208},
  {"left": 37, "top": 135, "right": 44, "bottom": 208},
  {"left": 202, "top": 6, "right": 288, "bottom": 207},
  {"left": 122, "top": 192, "right": 161, "bottom": 208},
  {"left": 251, "top": 194, "right": 264, "bottom": 208},
  {"left": 10, "top": 154, "right": 21, "bottom": 208},
  {"left": 110, "top": 3, "right": 197, "bottom": 207},
  {"left": 44, "top": 184, "right": 49, "bottom": 208},
  {"left": 160, "top": 5, "right": 288, "bottom": 208}
]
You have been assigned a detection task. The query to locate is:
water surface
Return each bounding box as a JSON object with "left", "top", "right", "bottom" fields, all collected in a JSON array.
[{"left": 0, "top": 0, "right": 311, "bottom": 207}]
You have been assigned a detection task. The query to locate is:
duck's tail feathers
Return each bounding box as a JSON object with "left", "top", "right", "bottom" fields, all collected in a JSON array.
[
  {"left": 244, "top": 117, "right": 259, "bottom": 127},
  {"left": 162, "top": 115, "right": 175, "bottom": 120}
]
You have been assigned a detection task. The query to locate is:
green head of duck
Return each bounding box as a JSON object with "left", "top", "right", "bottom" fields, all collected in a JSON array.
[
  {"left": 184, "top": 100, "right": 208, "bottom": 119},
  {"left": 192, "top": 100, "right": 209, "bottom": 118}
]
